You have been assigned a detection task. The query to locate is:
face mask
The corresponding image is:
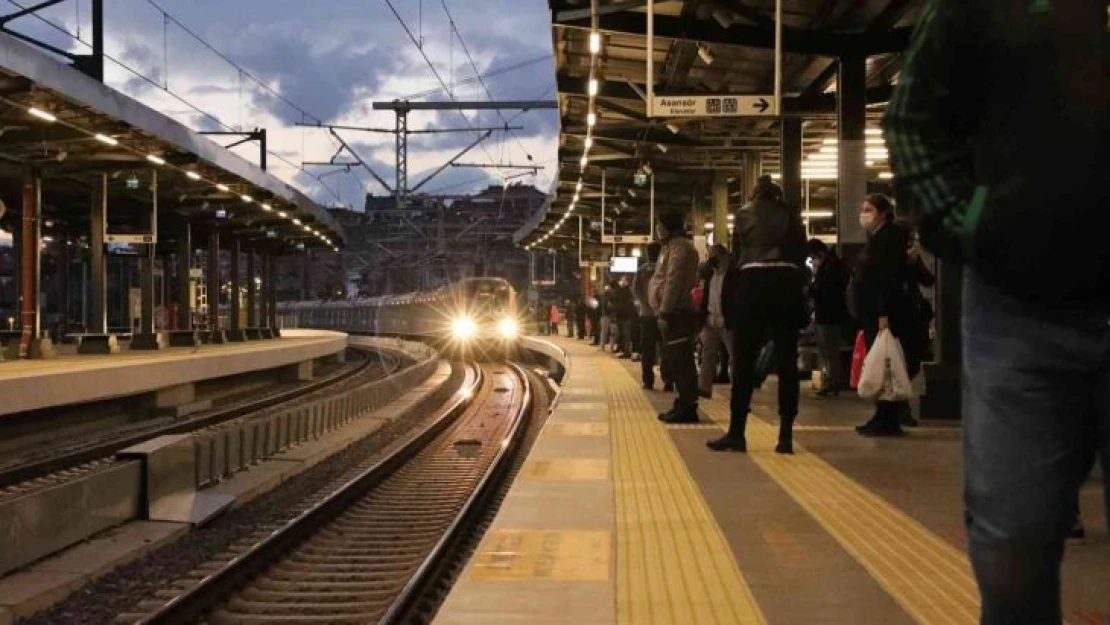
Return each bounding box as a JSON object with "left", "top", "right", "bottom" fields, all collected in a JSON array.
[{"left": 859, "top": 212, "right": 875, "bottom": 231}]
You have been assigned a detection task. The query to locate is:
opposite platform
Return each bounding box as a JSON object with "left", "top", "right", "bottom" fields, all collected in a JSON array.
[
  {"left": 0, "top": 329, "right": 346, "bottom": 416},
  {"left": 436, "top": 336, "right": 1109, "bottom": 625}
]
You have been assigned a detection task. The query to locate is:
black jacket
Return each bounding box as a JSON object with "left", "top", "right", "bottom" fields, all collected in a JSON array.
[
  {"left": 731, "top": 196, "right": 808, "bottom": 268},
  {"left": 811, "top": 252, "right": 849, "bottom": 325},
  {"left": 851, "top": 222, "right": 909, "bottom": 323}
]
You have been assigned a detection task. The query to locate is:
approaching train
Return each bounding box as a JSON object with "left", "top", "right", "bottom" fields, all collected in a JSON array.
[{"left": 278, "top": 277, "right": 521, "bottom": 358}]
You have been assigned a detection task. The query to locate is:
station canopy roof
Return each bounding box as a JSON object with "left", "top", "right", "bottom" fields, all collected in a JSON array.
[
  {"left": 518, "top": 0, "right": 922, "bottom": 250},
  {"left": 0, "top": 32, "right": 345, "bottom": 253}
]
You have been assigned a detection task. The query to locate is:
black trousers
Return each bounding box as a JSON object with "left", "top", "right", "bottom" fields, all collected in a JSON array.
[
  {"left": 726, "top": 268, "right": 804, "bottom": 441},
  {"left": 576, "top": 318, "right": 587, "bottom": 339},
  {"left": 662, "top": 310, "right": 699, "bottom": 414}
]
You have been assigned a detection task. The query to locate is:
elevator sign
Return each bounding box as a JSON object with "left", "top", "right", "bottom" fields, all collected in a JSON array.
[{"left": 651, "top": 95, "right": 777, "bottom": 118}]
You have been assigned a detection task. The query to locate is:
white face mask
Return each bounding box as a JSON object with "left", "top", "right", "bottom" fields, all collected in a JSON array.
[{"left": 859, "top": 212, "right": 875, "bottom": 231}]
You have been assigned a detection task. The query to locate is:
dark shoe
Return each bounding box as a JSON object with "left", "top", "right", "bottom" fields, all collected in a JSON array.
[
  {"left": 619, "top": 354, "right": 632, "bottom": 360},
  {"left": 855, "top": 416, "right": 881, "bottom": 434},
  {"left": 663, "top": 383, "right": 675, "bottom": 392},
  {"left": 661, "top": 410, "right": 699, "bottom": 424},
  {"left": 1069, "top": 522, "right": 1086, "bottom": 540},
  {"left": 816, "top": 388, "right": 840, "bottom": 398},
  {"left": 707, "top": 435, "right": 746, "bottom": 452},
  {"left": 697, "top": 389, "right": 712, "bottom": 399},
  {"left": 860, "top": 423, "right": 905, "bottom": 437},
  {"left": 775, "top": 441, "right": 794, "bottom": 454},
  {"left": 899, "top": 408, "right": 919, "bottom": 427},
  {"left": 632, "top": 355, "right": 642, "bottom": 362}
]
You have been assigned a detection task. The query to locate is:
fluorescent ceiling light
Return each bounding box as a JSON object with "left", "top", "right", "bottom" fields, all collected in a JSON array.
[
  {"left": 587, "top": 112, "right": 597, "bottom": 127},
  {"left": 28, "top": 107, "right": 56, "bottom": 122},
  {"left": 186, "top": 171, "right": 202, "bottom": 181},
  {"left": 666, "top": 123, "right": 680, "bottom": 134},
  {"left": 146, "top": 154, "right": 166, "bottom": 165},
  {"left": 216, "top": 183, "right": 230, "bottom": 192},
  {"left": 588, "top": 78, "right": 599, "bottom": 96},
  {"left": 589, "top": 31, "right": 601, "bottom": 55},
  {"left": 94, "top": 133, "right": 118, "bottom": 146}
]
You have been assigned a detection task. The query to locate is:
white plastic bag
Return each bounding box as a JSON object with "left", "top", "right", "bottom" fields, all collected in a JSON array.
[{"left": 857, "top": 329, "right": 914, "bottom": 401}]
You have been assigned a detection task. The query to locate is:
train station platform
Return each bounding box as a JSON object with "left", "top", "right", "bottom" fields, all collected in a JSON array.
[
  {"left": 436, "top": 336, "right": 1108, "bottom": 625},
  {"left": 0, "top": 329, "right": 346, "bottom": 417}
]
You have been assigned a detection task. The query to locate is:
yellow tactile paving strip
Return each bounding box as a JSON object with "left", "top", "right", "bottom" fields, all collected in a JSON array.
[
  {"left": 699, "top": 400, "right": 981, "bottom": 624},
  {"left": 605, "top": 357, "right": 767, "bottom": 625}
]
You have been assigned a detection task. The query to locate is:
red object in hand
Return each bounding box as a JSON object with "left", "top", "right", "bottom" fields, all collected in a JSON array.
[
  {"left": 691, "top": 282, "right": 704, "bottom": 311},
  {"left": 850, "top": 331, "right": 867, "bottom": 389}
]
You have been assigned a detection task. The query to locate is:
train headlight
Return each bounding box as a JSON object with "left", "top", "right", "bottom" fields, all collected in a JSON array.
[
  {"left": 497, "top": 318, "right": 518, "bottom": 338},
  {"left": 452, "top": 316, "right": 478, "bottom": 339}
]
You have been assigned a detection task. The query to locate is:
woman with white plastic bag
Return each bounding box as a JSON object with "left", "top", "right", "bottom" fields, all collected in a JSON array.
[
  {"left": 857, "top": 329, "right": 914, "bottom": 401},
  {"left": 847, "top": 194, "right": 912, "bottom": 437}
]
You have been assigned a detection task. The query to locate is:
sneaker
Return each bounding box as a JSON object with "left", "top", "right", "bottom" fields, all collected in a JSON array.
[{"left": 707, "top": 435, "right": 746, "bottom": 452}]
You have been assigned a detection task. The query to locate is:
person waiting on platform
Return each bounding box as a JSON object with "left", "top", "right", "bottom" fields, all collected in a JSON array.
[
  {"left": 614, "top": 277, "right": 636, "bottom": 359},
  {"left": 649, "top": 211, "right": 700, "bottom": 423},
  {"left": 634, "top": 242, "right": 670, "bottom": 390},
  {"left": 808, "top": 238, "right": 849, "bottom": 397},
  {"left": 697, "top": 244, "right": 734, "bottom": 399},
  {"left": 574, "top": 298, "right": 588, "bottom": 340},
  {"left": 849, "top": 194, "right": 911, "bottom": 438},
  {"left": 708, "top": 175, "right": 807, "bottom": 454},
  {"left": 884, "top": 2, "right": 1109, "bottom": 622},
  {"left": 548, "top": 302, "right": 561, "bottom": 335}
]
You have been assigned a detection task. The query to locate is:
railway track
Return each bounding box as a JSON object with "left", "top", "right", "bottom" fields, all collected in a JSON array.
[
  {"left": 0, "top": 346, "right": 404, "bottom": 493},
  {"left": 124, "top": 362, "right": 533, "bottom": 625}
]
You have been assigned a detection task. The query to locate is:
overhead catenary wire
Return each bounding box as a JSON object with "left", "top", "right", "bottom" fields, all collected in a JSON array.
[
  {"left": 2, "top": 0, "right": 349, "bottom": 203},
  {"left": 381, "top": 0, "right": 500, "bottom": 170}
]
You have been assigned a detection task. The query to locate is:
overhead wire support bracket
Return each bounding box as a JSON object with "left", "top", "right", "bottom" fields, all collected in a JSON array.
[{"left": 409, "top": 130, "right": 493, "bottom": 193}]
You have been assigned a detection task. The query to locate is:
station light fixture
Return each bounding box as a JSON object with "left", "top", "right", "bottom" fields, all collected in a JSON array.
[
  {"left": 584, "top": 136, "right": 593, "bottom": 150},
  {"left": 878, "top": 172, "right": 894, "bottom": 180},
  {"left": 28, "top": 106, "right": 56, "bottom": 122},
  {"left": 580, "top": 155, "right": 588, "bottom": 167},
  {"left": 589, "top": 31, "right": 601, "bottom": 55},
  {"left": 656, "top": 143, "right": 668, "bottom": 153},
  {"left": 261, "top": 202, "right": 273, "bottom": 211},
  {"left": 576, "top": 180, "right": 583, "bottom": 193},
  {"left": 94, "top": 133, "right": 118, "bottom": 146},
  {"left": 292, "top": 218, "right": 303, "bottom": 226},
  {"left": 697, "top": 43, "right": 715, "bottom": 66},
  {"left": 588, "top": 78, "right": 599, "bottom": 96},
  {"left": 216, "top": 183, "right": 230, "bottom": 192},
  {"left": 146, "top": 154, "right": 166, "bottom": 165},
  {"left": 241, "top": 194, "right": 253, "bottom": 203},
  {"left": 666, "top": 123, "right": 680, "bottom": 134},
  {"left": 186, "top": 171, "right": 202, "bottom": 181},
  {"left": 277, "top": 211, "right": 288, "bottom": 218},
  {"left": 587, "top": 111, "right": 597, "bottom": 127}
]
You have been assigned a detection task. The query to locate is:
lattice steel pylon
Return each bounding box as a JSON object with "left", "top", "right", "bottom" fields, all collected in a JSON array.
[{"left": 395, "top": 109, "right": 409, "bottom": 209}]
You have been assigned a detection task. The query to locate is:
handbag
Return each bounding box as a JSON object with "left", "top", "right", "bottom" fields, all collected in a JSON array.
[{"left": 849, "top": 330, "right": 866, "bottom": 390}]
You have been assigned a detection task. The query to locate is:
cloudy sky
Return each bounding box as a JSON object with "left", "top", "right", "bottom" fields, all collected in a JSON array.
[{"left": 10, "top": 0, "right": 560, "bottom": 208}]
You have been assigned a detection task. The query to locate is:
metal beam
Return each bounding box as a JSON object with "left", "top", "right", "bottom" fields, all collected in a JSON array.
[{"left": 555, "top": 11, "right": 912, "bottom": 56}]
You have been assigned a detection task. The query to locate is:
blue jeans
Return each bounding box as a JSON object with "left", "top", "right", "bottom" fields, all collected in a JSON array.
[{"left": 962, "top": 270, "right": 1110, "bottom": 625}]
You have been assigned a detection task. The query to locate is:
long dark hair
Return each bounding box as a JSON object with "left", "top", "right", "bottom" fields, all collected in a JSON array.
[{"left": 866, "top": 193, "right": 895, "bottom": 224}]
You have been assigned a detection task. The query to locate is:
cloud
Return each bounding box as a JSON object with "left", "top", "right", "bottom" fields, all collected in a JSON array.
[{"left": 2, "top": 0, "right": 559, "bottom": 206}]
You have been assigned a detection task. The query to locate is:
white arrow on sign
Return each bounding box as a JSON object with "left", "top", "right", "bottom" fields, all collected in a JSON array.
[{"left": 651, "top": 95, "right": 777, "bottom": 118}]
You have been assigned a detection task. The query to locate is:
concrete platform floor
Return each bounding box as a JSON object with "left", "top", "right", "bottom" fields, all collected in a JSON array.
[{"left": 439, "top": 336, "right": 1107, "bottom": 625}]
